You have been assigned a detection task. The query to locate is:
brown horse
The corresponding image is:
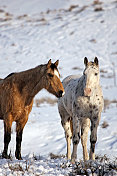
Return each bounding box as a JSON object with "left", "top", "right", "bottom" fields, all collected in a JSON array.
[{"left": 0, "top": 59, "right": 64, "bottom": 160}]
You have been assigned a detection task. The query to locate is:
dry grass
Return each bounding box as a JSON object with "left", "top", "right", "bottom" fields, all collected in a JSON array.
[
  {"left": 17, "top": 14, "right": 28, "bottom": 19},
  {"left": 50, "top": 153, "right": 65, "bottom": 159},
  {"left": 100, "top": 69, "right": 108, "bottom": 73},
  {"left": 70, "top": 155, "right": 117, "bottom": 176},
  {"left": 67, "top": 5, "right": 79, "bottom": 12},
  {"left": 0, "top": 9, "right": 5, "bottom": 13},
  {"left": 72, "top": 66, "right": 82, "bottom": 70},
  {"left": 93, "top": 0, "right": 103, "bottom": 5},
  {"left": 89, "top": 38, "right": 97, "bottom": 43},
  {"left": 1, "top": 154, "right": 117, "bottom": 175},
  {"left": 104, "top": 99, "right": 117, "bottom": 111},
  {"left": 94, "top": 7, "right": 104, "bottom": 11},
  {"left": 101, "top": 121, "right": 109, "bottom": 128},
  {"left": 6, "top": 160, "right": 32, "bottom": 175},
  {"left": 35, "top": 97, "right": 58, "bottom": 107},
  {"left": 8, "top": 163, "right": 24, "bottom": 173}
]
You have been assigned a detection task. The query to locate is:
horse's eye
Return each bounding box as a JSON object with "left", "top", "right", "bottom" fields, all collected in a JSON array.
[
  {"left": 48, "top": 73, "right": 54, "bottom": 78},
  {"left": 95, "top": 73, "right": 98, "bottom": 76}
]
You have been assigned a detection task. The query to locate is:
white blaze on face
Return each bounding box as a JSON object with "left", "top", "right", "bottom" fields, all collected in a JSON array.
[{"left": 54, "top": 69, "right": 60, "bottom": 78}]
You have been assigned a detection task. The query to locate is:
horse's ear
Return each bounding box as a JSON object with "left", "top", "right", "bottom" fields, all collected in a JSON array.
[
  {"left": 47, "top": 59, "right": 52, "bottom": 68},
  {"left": 94, "top": 57, "right": 98, "bottom": 66},
  {"left": 84, "top": 57, "right": 88, "bottom": 67},
  {"left": 54, "top": 60, "right": 59, "bottom": 67}
]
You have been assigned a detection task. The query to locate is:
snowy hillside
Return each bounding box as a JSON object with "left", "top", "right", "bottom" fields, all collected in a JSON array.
[{"left": 0, "top": 0, "right": 117, "bottom": 175}]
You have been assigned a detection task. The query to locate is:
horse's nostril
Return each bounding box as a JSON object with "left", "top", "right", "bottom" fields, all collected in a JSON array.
[
  {"left": 84, "top": 88, "right": 91, "bottom": 96},
  {"left": 59, "top": 90, "right": 63, "bottom": 97}
]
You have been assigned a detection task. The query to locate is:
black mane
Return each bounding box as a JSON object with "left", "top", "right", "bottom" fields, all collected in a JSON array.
[{"left": 4, "top": 72, "right": 15, "bottom": 79}]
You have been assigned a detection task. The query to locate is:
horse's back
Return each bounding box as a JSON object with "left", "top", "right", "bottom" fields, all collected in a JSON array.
[{"left": 62, "top": 75, "right": 81, "bottom": 89}]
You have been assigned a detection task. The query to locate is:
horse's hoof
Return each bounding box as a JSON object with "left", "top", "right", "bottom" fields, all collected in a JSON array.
[
  {"left": 16, "top": 155, "right": 22, "bottom": 160},
  {"left": 15, "top": 151, "right": 22, "bottom": 160},
  {"left": 2, "top": 152, "right": 10, "bottom": 159},
  {"left": 18, "top": 157, "right": 22, "bottom": 160},
  {"left": 71, "top": 158, "right": 75, "bottom": 164}
]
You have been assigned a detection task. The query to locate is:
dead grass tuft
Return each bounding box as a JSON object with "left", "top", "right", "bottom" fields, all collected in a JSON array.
[
  {"left": 50, "top": 153, "right": 65, "bottom": 159},
  {"left": 8, "top": 163, "right": 24, "bottom": 172},
  {"left": 35, "top": 97, "right": 57, "bottom": 107},
  {"left": 72, "top": 66, "right": 82, "bottom": 70},
  {"left": 5, "top": 12, "right": 12, "bottom": 17},
  {"left": 17, "top": 14, "right": 28, "bottom": 19},
  {"left": 0, "top": 9, "right": 4, "bottom": 13},
  {"left": 93, "top": 0, "right": 103, "bottom": 5},
  {"left": 76, "top": 6, "right": 88, "bottom": 14},
  {"left": 94, "top": 7, "right": 103, "bottom": 11},
  {"left": 7, "top": 160, "right": 32, "bottom": 174},
  {"left": 100, "top": 69, "right": 108, "bottom": 73},
  {"left": 71, "top": 155, "right": 117, "bottom": 176},
  {"left": 104, "top": 99, "right": 117, "bottom": 111},
  {"left": 68, "top": 5, "right": 79, "bottom": 12},
  {"left": 89, "top": 39, "right": 97, "bottom": 43},
  {"left": 101, "top": 121, "right": 109, "bottom": 128}
]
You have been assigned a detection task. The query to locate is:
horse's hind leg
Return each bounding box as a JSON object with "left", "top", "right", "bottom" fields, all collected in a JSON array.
[
  {"left": 81, "top": 118, "right": 90, "bottom": 161},
  {"left": 2, "top": 113, "right": 13, "bottom": 158},
  {"left": 71, "top": 115, "right": 81, "bottom": 163},
  {"left": 58, "top": 104, "right": 72, "bottom": 160},
  {"left": 15, "top": 114, "right": 28, "bottom": 160}
]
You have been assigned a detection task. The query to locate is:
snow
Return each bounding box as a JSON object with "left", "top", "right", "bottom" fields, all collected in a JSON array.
[{"left": 0, "top": 0, "right": 117, "bottom": 175}]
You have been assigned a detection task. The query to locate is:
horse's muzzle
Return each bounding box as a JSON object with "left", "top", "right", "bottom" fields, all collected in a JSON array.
[
  {"left": 84, "top": 88, "right": 91, "bottom": 97},
  {"left": 58, "top": 90, "right": 65, "bottom": 98}
]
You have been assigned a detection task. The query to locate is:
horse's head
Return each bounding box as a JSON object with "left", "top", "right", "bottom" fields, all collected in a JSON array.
[
  {"left": 45, "top": 59, "right": 65, "bottom": 98},
  {"left": 83, "top": 57, "right": 100, "bottom": 97}
]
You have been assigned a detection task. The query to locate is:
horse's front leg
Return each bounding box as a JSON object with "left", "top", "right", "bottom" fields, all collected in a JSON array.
[
  {"left": 89, "top": 116, "right": 100, "bottom": 160},
  {"left": 81, "top": 118, "right": 90, "bottom": 161},
  {"left": 71, "top": 115, "right": 80, "bottom": 163},
  {"left": 15, "top": 115, "right": 28, "bottom": 160},
  {"left": 2, "top": 114, "right": 13, "bottom": 159}
]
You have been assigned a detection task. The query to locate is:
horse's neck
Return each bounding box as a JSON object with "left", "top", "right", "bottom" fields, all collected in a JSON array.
[
  {"left": 16, "top": 64, "right": 47, "bottom": 104},
  {"left": 77, "top": 75, "right": 84, "bottom": 88}
]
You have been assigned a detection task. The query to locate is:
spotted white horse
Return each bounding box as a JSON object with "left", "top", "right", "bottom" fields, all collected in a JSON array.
[{"left": 58, "top": 57, "right": 104, "bottom": 163}]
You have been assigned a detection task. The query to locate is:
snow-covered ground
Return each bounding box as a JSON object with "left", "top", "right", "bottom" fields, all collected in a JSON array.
[{"left": 0, "top": 0, "right": 117, "bottom": 175}]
